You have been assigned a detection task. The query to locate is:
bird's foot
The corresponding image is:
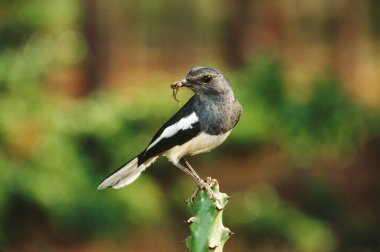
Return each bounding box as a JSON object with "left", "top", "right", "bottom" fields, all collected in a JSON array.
[
  {"left": 188, "top": 186, "right": 200, "bottom": 204},
  {"left": 187, "top": 177, "right": 223, "bottom": 210}
]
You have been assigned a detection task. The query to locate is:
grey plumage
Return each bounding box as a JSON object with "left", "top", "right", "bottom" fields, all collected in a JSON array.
[
  {"left": 98, "top": 67, "right": 242, "bottom": 193},
  {"left": 194, "top": 93, "right": 241, "bottom": 135},
  {"left": 182, "top": 67, "right": 242, "bottom": 134}
]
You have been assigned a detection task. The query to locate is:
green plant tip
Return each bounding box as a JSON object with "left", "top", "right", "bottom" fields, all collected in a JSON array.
[{"left": 185, "top": 177, "right": 231, "bottom": 252}]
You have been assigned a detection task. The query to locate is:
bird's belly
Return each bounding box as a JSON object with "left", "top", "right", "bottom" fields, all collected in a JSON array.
[{"left": 165, "top": 130, "right": 232, "bottom": 163}]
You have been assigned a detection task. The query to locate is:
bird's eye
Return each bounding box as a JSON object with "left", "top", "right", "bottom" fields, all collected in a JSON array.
[{"left": 202, "top": 75, "right": 212, "bottom": 83}]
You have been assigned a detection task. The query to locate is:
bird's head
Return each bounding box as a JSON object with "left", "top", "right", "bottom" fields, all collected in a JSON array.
[{"left": 172, "top": 67, "right": 232, "bottom": 96}]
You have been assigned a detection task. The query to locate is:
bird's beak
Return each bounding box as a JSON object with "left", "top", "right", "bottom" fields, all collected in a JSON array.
[{"left": 171, "top": 78, "right": 189, "bottom": 89}]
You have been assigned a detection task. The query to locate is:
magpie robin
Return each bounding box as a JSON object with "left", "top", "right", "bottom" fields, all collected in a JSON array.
[{"left": 98, "top": 67, "right": 242, "bottom": 201}]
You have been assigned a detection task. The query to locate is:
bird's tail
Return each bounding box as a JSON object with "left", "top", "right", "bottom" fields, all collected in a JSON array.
[{"left": 97, "top": 155, "right": 156, "bottom": 190}]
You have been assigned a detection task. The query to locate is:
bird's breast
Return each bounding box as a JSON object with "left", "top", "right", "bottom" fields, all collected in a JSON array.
[
  {"left": 197, "top": 98, "right": 242, "bottom": 135},
  {"left": 165, "top": 130, "right": 231, "bottom": 163}
]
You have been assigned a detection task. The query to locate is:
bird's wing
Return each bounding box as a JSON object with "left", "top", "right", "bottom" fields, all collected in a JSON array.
[{"left": 138, "top": 96, "right": 201, "bottom": 165}]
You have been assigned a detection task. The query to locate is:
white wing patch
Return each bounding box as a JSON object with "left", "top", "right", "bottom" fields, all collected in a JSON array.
[{"left": 146, "top": 112, "right": 199, "bottom": 151}]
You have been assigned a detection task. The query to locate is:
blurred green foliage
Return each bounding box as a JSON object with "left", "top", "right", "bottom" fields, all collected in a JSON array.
[
  {"left": 232, "top": 57, "right": 369, "bottom": 160},
  {"left": 0, "top": 0, "right": 170, "bottom": 244},
  {"left": 0, "top": 50, "right": 376, "bottom": 249},
  {"left": 0, "top": 90, "right": 169, "bottom": 244},
  {"left": 0, "top": 43, "right": 376, "bottom": 250},
  {"left": 226, "top": 184, "right": 336, "bottom": 252},
  {"left": 1, "top": 0, "right": 379, "bottom": 251}
]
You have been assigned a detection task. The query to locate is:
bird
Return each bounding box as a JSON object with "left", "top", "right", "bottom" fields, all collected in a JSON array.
[{"left": 98, "top": 67, "right": 242, "bottom": 201}]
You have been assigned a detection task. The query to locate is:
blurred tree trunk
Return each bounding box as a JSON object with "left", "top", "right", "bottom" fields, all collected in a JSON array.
[
  {"left": 222, "top": 0, "right": 252, "bottom": 68},
  {"left": 82, "top": 0, "right": 109, "bottom": 94},
  {"left": 328, "top": 0, "right": 360, "bottom": 82},
  {"left": 368, "top": 0, "right": 380, "bottom": 39}
]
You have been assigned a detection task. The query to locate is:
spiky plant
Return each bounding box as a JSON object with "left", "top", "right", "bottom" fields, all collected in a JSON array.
[{"left": 185, "top": 178, "right": 232, "bottom": 252}]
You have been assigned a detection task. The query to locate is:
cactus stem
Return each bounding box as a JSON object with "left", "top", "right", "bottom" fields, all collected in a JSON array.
[{"left": 185, "top": 177, "right": 231, "bottom": 252}]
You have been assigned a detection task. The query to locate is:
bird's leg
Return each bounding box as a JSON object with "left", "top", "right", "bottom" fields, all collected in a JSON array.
[{"left": 176, "top": 158, "right": 221, "bottom": 205}]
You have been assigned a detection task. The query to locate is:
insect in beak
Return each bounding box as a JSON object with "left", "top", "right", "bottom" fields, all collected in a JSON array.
[
  {"left": 170, "top": 78, "right": 187, "bottom": 105},
  {"left": 171, "top": 83, "right": 181, "bottom": 103}
]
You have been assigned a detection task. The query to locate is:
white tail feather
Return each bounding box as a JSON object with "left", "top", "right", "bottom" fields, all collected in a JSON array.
[
  {"left": 98, "top": 157, "right": 140, "bottom": 189},
  {"left": 97, "top": 156, "right": 158, "bottom": 190},
  {"left": 111, "top": 164, "right": 146, "bottom": 188}
]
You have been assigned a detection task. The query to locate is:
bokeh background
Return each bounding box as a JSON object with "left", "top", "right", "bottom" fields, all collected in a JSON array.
[{"left": 1, "top": 0, "right": 380, "bottom": 251}]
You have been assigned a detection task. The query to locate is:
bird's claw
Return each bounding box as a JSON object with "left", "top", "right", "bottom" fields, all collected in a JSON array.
[
  {"left": 187, "top": 187, "right": 200, "bottom": 203},
  {"left": 187, "top": 177, "right": 223, "bottom": 209}
]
